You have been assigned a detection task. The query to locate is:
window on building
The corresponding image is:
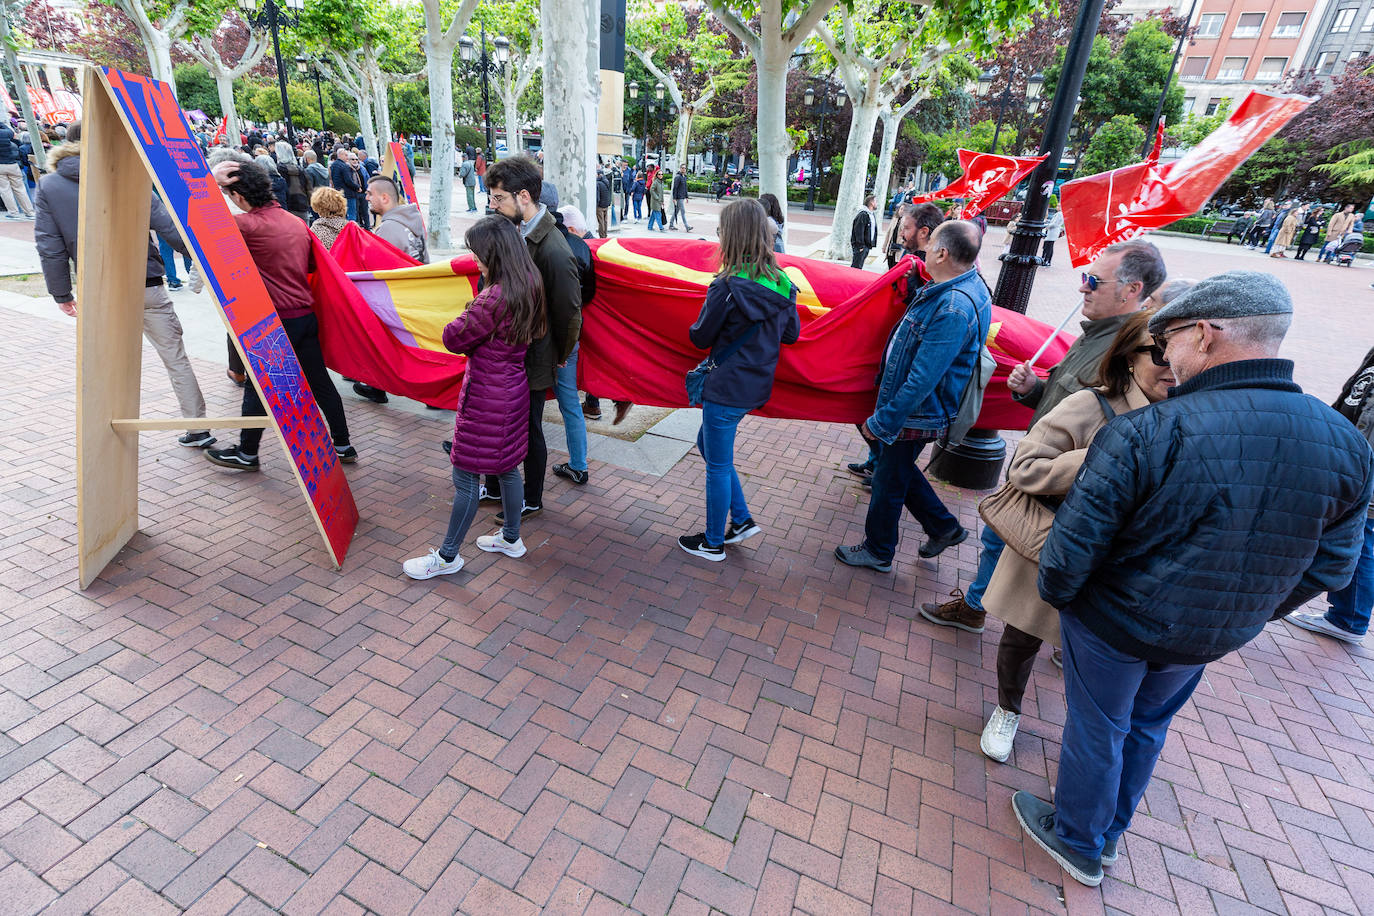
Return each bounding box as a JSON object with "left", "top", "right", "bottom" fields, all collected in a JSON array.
[
  {"left": 1331, "top": 7, "right": 1357, "bottom": 32},
  {"left": 1204, "top": 97, "right": 1225, "bottom": 116},
  {"left": 1255, "top": 56, "right": 1289, "bottom": 80},
  {"left": 1218, "top": 56, "right": 1249, "bottom": 79},
  {"left": 1233, "top": 12, "right": 1265, "bottom": 36},
  {"left": 1184, "top": 96, "right": 1197, "bottom": 113},
  {"left": 1182, "top": 56, "right": 1211, "bottom": 80},
  {"left": 1273, "top": 11, "right": 1307, "bottom": 36},
  {"left": 1362, "top": 8, "right": 1374, "bottom": 30},
  {"left": 1315, "top": 50, "right": 1340, "bottom": 72},
  {"left": 1196, "top": 12, "right": 1226, "bottom": 37}
]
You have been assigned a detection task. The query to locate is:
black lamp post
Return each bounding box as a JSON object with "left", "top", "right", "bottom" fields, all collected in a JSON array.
[
  {"left": 459, "top": 28, "right": 510, "bottom": 163},
  {"left": 295, "top": 56, "right": 326, "bottom": 131},
  {"left": 802, "top": 81, "right": 846, "bottom": 211},
  {"left": 627, "top": 80, "right": 665, "bottom": 164},
  {"left": 237, "top": 0, "right": 303, "bottom": 145}
]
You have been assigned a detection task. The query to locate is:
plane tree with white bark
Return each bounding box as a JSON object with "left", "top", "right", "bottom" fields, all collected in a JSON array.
[
  {"left": 419, "top": 0, "right": 479, "bottom": 249},
  {"left": 178, "top": 12, "right": 267, "bottom": 147}
]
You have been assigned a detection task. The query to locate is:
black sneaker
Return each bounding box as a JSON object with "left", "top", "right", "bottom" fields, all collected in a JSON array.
[
  {"left": 352, "top": 382, "right": 389, "bottom": 404},
  {"left": 166, "top": 280, "right": 184, "bottom": 290},
  {"left": 553, "top": 463, "right": 588, "bottom": 485},
  {"left": 723, "top": 519, "right": 760, "bottom": 545},
  {"left": 336, "top": 445, "right": 358, "bottom": 463},
  {"left": 1100, "top": 836, "right": 1119, "bottom": 866},
  {"left": 678, "top": 533, "right": 725, "bottom": 561},
  {"left": 918, "top": 526, "right": 968, "bottom": 559},
  {"left": 846, "top": 460, "right": 874, "bottom": 476},
  {"left": 442, "top": 440, "right": 452, "bottom": 455},
  {"left": 206, "top": 445, "right": 259, "bottom": 470},
  {"left": 178, "top": 431, "right": 216, "bottom": 448},
  {"left": 834, "top": 543, "right": 892, "bottom": 573},
  {"left": 494, "top": 503, "right": 541, "bottom": 522},
  {"left": 1011, "top": 791, "right": 1104, "bottom": 887}
]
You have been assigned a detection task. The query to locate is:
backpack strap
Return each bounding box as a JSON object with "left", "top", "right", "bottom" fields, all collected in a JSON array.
[{"left": 1093, "top": 390, "right": 1117, "bottom": 421}]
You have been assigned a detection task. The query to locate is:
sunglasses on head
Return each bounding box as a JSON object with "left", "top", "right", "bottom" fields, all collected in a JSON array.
[{"left": 1081, "top": 272, "right": 1118, "bottom": 292}]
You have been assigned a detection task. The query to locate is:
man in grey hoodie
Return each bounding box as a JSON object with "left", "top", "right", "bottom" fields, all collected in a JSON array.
[
  {"left": 34, "top": 123, "right": 212, "bottom": 449},
  {"left": 366, "top": 175, "right": 428, "bottom": 263}
]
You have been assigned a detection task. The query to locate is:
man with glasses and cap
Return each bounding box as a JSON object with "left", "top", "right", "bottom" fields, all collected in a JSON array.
[
  {"left": 921, "top": 239, "right": 1167, "bottom": 635},
  {"left": 1011, "top": 270, "right": 1372, "bottom": 888}
]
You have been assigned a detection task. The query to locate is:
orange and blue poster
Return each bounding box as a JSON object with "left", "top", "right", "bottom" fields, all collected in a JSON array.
[
  {"left": 98, "top": 66, "right": 358, "bottom": 566},
  {"left": 386, "top": 141, "right": 420, "bottom": 206}
]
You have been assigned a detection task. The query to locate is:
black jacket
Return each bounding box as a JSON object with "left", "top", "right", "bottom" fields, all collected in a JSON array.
[
  {"left": 671, "top": 173, "right": 688, "bottom": 201},
  {"left": 689, "top": 274, "right": 801, "bottom": 410},
  {"left": 0, "top": 124, "right": 20, "bottom": 165},
  {"left": 851, "top": 208, "right": 876, "bottom": 250},
  {"left": 34, "top": 146, "right": 188, "bottom": 304},
  {"left": 330, "top": 158, "right": 363, "bottom": 198},
  {"left": 596, "top": 177, "right": 612, "bottom": 209},
  {"left": 522, "top": 207, "right": 583, "bottom": 390},
  {"left": 554, "top": 212, "right": 596, "bottom": 306},
  {"left": 1039, "top": 359, "right": 1374, "bottom": 665}
]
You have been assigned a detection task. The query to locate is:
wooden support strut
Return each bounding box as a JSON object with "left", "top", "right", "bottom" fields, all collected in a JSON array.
[{"left": 110, "top": 417, "right": 275, "bottom": 432}]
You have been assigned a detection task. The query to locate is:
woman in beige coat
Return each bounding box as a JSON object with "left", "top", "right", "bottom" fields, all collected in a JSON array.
[
  {"left": 1270, "top": 206, "right": 1304, "bottom": 258},
  {"left": 979, "top": 309, "right": 1177, "bottom": 763}
]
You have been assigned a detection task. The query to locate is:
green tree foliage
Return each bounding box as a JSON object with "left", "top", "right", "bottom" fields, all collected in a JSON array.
[
  {"left": 173, "top": 63, "right": 222, "bottom": 118},
  {"left": 1314, "top": 143, "right": 1374, "bottom": 192},
  {"left": 246, "top": 83, "right": 324, "bottom": 131},
  {"left": 905, "top": 119, "right": 1009, "bottom": 177},
  {"left": 388, "top": 82, "right": 430, "bottom": 138},
  {"left": 1079, "top": 114, "right": 1147, "bottom": 175},
  {"left": 1169, "top": 97, "right": 1231, "bottom": 150}
]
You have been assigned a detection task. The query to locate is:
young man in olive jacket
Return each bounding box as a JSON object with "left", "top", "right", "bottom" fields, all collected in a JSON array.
[
  {"left": 483, "top": 156, "right": 583, "bottom": 518},
  {"left": 1014, "top": 272, "right": 1373, "bottom": 888}
]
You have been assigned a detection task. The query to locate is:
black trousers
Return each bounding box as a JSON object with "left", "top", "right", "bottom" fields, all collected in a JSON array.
[
  {"left": 486, "top": 388, "right": 548, "bottom": 508},
  {"left": 996, "top": 623, "right": 1044, "bottom": 715},
  {"left": 1296, "top": 241, "right": 1314, "bottom": 260},
  {"left": 1041, "top": 240, "right": 1055, "bottom": 266},
  {"left": 239, "top": 313, "right": 350, "bottom": 454},
  {"left": 850, "top": 247, "right": 871, "bottom": 269}
]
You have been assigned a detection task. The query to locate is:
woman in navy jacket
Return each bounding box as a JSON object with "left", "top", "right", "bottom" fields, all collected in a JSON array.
[{"left": 679, "top": 198, "right": 800, "bottom": 561}]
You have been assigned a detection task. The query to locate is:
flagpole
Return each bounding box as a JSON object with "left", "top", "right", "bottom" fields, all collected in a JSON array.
[{"left": 1029, "top": 300, "right": 1082, "bottom": 366}]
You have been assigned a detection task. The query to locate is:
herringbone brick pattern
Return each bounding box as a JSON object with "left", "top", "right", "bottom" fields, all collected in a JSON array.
[{"left": 2, "top": 259, "right": 1373, "bottom": 915}]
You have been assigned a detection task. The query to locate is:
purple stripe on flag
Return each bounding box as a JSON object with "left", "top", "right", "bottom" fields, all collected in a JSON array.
[{"left": 353, "top": 279, "right": 419, "bottom": 348}]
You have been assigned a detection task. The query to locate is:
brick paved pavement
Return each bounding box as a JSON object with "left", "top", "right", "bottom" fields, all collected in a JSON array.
[{"left": 2, "top": 230, "right": 1373, "bottom": 915}]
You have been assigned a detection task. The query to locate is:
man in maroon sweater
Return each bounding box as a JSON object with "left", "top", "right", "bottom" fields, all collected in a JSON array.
[{"left": 205, "top": 159, "right": 356, "bottom": 470}]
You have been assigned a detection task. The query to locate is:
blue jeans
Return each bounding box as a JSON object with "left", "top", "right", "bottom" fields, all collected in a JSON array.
[
  {"left": 1326, "top": 515, "right": 1374, "bottom": 635},
  {"left": 1055, "top": 612, "right": 1206, "bottom": 859},
  {"left": 647, "top": 208, "right": 663, "bottom": 230},
  {"left": 696, "top": 401, "right": 752, "bottom": 547},
  {"left": 966, "top": 525, "right": 1005, "bottom": 611},
  {"left": 862, "top": 437, "right": 960, "bottom": 563},
  {"left": 1263, "top": 218, "right": 1284, "bottom": 254},
  {"left": 443, "top": 466, "right": 522, "bottom": 559},
  {"left": 554, "top": 345, "right": 588, "bottom": 472},
  {"left": 158, "top": 238, "right": 192, "bottom": 285},
  {"left": 632, "top": 197, "right": 643, "bottom": 219}
]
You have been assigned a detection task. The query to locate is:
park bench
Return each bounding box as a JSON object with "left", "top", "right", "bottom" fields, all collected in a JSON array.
[{"left": 1203, "top": 219, "right": 1237, "bottom": 241}]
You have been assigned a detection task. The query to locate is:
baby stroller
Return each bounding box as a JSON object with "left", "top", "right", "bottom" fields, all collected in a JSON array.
[{"left": 1334, "top": 232, "right": 1364, "bottom": 267}]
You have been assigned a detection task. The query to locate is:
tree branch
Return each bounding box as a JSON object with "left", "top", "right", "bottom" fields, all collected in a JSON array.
[
  {"left": 706, "top": 1, "right": 759, "bottom": 53},
  {"left": 782, "top": 0, "right": 839, "bottom": 47}
]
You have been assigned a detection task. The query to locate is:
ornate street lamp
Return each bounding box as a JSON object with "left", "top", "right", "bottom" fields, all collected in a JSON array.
[
  {"left": 237, "top": 0, "right": 303, "bottom": 144},
  {"left": 802, "top": 82, "right": 846, "bottom": 211},
  {"left": 627, "top": 80, "right": 666, "bottom": 163},
  {"left": 459, "top": 29, "right": 510, "bottom": 163}
]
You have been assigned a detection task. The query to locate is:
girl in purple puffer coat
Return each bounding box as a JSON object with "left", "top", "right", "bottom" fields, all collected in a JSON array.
[{"left": 404, "top": 217, "right": 547, "bottom": 579}]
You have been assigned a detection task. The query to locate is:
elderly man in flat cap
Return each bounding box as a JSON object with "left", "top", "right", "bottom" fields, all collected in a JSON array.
[{"left": 1010, "top": 271, "right": 1374, "bottom": 888}]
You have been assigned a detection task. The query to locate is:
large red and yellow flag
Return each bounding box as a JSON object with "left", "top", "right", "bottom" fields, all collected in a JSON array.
[{"left": 309, "top": 226, "right": 1074, "bottom": 431}]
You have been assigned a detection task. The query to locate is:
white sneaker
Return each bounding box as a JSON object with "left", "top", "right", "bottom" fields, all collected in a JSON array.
[
  {"left": 476, "top": 531, "right": 527, "bottom": 557},
  {"left": 1286, "top": 612, "right": 1364, "bottom": 644},
  {"left": 402, "top": 548, "right": 463, "bottom": 580},
  {"left": 980, "top": 707, "right": 1021, "bottom": 762}
]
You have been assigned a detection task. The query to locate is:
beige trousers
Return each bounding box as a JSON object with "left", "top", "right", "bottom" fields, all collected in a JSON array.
[
  {"left": 0, "top": 162, "right": 33, "bottom": 216},
  {"left": 143, "top": 284, "right": 207, "bottom": 434}
]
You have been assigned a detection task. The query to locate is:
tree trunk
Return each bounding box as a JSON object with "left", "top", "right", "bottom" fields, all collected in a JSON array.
[
  {"left": 825, "top": 94, "right": 880, "bottom": 259},
  {"left": 371, "top": 75, "right": 390, "bottom": 155},
  {"left": 424, "top": 49, "right": 456, "bottom": 249},
  {"left": 541, "top": 0, "right": 597, "bottom": 217},
  {"left": 754, "top": 36, "right": 790, "bottom": 201},
  {"left": 215, "top": 74, "right": 240, "bottom": 147},
  {"left": 674, "top": 107, "right": 692, "bottom": 171},
  {"left": 356, "top": 91, "right": 377, "bottom": 158},
  {"left": 501, "top": 75, "right": 522, "bottom": 153},
  {"left": 872, "top": 110, "right": 898, "bottom": 213}
]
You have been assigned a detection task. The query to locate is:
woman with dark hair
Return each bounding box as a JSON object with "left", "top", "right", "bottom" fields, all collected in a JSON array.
[
  {"left": 631, "top": 170, "right": 646, "bottom": 220},
  {"left": 975, "top": 309, "right": 1175, "bottom": 765},
  {"left": 1296, "top": 208, "right": 1324, "bottom": 261},
  {"left": 678, "top": 198, "right": 800, "bottom": 561},
  {"left": 758, "top": 192, "right": 786, "bottom": 253},
  {"left": 255, "top": 153, "right": 289, "bottom": 209},
  {"left": 403, "top": 216, "right": 548, "bottom": 579}
]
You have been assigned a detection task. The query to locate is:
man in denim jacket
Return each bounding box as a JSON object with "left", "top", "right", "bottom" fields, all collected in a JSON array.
[{"left": 835, "top": 220, "right": 990, "bottom": 573}]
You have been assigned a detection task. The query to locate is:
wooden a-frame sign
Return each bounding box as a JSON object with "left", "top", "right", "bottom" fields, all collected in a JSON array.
[{"left": 76, "top": 65, "right": 358, "bottom": 588}]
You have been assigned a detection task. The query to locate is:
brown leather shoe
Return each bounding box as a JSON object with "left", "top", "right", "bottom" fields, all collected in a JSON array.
[
  {"left": 613, "top": 400, "right": 633, "bottom": 425},
  {"left": 919, "top": 589, "right": 986, "bottom": 633}
]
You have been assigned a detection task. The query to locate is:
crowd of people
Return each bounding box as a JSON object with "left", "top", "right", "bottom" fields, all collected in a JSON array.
[
  {"left": 25, "top": 112, "right": 1374, "bottom": 892},
  {"left": 1229, "top": 198, "right": 1365, "bottom": 264}
]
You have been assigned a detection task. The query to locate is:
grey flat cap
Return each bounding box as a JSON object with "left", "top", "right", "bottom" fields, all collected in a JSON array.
[
  {"left": 1147, "top": 270, "right": 1292, "bottom": 335},
  {"left": 539, "top": 180, "right": 559, "bottom": 209}
]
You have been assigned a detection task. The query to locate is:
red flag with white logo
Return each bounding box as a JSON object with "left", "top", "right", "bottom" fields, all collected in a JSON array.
[
  {"left": 1060, "top": 121, "right": 1165, "bottom": 267},
  {"left": 911, "top": 149, "right": 1048, "bottom": 219}
]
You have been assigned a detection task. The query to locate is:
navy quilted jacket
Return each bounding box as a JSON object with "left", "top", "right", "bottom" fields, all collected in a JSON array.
[{"left": 1039, "top": 359, "right": 1374, "bottom": 665}]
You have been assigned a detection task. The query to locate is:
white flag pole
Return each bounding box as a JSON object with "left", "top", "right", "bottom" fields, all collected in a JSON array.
[{"left": 1028, "top": 300, "right": 1083, "bottom": 366}]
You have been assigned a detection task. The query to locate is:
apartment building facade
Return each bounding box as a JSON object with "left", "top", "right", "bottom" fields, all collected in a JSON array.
[{"left": 1298, "top": 0, "right": 1374, "bottom": 80}]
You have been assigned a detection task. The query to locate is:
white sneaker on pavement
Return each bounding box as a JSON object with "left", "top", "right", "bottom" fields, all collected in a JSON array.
[
  {"left": 402, "top": 549, "right": 463, "bottom": 580},
  {"left": 1286, "top": 612, "right": 1364, "bottom": 644},
  {"left": 980, "top": 706, "right": 1021, "bottom": 762},
  {"left": 476, "top": 531, "right": 527, "bottom": 557}
]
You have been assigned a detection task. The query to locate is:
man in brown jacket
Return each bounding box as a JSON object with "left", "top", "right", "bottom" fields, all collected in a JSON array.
[{"left": 1319, "top": 204, "right": 1357, "bottom": 262}]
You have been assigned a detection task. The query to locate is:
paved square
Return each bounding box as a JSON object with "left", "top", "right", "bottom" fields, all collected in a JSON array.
[{"left": 2, "top": 225, "right": 1373, "bottom": 914}]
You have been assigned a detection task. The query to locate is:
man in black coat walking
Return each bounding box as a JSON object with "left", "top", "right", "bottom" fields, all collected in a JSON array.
[{"left": 849, "top": 195, "right": 877, "bottom": 269}]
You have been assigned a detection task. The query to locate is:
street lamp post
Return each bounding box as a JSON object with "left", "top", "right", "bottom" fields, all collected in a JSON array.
[
  {"left": 459, "top": 29, "right": 510, "bottom": 164},
  {"left": 627, "top": 80, "right": 665, "bottom": 164},
  {"left": 237, "top": 0, "right": 303, "bottom": 145},
  {"left": 295, "top": 56, "right": 326, "bottom": 132},
  {"left": 802, "top": 82, "right": 846, "bottom": 212}
]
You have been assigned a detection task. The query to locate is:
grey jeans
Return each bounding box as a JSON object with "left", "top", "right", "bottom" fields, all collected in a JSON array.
[
  {"left": 442, "top": 466, "right": 523, "bottom": 559},
  {"left": 670, "top": 199, "right": 690, "bottom": 228},
  {"left": 143, "top": 284, "right": 207, "bottom": 434}
]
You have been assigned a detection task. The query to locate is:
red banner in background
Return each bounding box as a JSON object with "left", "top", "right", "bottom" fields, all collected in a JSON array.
[
  {"left": 1061, "top": 91, "right": 1313, "bottom": 267},
  {"left": 385, "top": 141, "right": 420, "bottom": 205},
  {"left": 911, "top": 149, "right": 1049, "bottom": 219}
]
